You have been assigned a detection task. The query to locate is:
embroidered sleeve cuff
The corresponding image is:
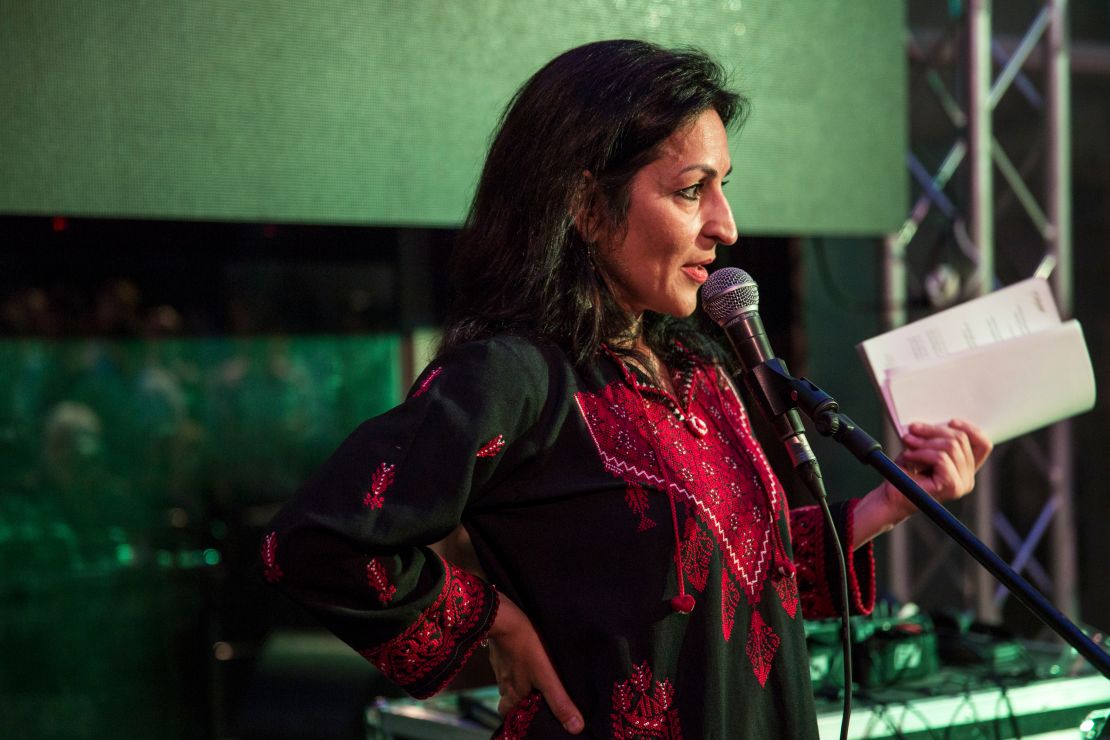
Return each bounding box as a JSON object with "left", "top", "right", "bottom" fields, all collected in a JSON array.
[
  {"left": 359, "top": 560, "right": 499, "bottom": 699},
  {"left": 791, "top": 500, "right": 875, "bottom": 620}
]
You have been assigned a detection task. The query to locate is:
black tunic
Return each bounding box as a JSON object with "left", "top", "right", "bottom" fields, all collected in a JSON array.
[{"left": 264, "top": 335, "right": 874, "bottom": 738}]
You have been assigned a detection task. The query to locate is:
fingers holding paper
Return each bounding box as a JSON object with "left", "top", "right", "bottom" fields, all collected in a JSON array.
[
  {"left": 897, "top": 418, "right": 992, "bottom": 506},
  {"left": 853, "top": 419, "right": 993, "bottom": 548}
]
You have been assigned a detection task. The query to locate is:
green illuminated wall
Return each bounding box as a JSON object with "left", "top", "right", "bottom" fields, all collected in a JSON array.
[
  {"left": 0, "top": 0, "right": 906, "bottom": 234},
  {"left": 0, "top": 335, "right": 401, "bottom": 509},
  {"left": 0, "top": 335, "right": 400, "bottom": 738}
]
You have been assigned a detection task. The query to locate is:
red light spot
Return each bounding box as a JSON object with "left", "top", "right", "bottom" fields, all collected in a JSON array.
[
  {"left": 52, "top": 217, "right": 67, "bottom": 232},
  {"left": 262, "top": 224, "right": 277, "bottom": 238}
]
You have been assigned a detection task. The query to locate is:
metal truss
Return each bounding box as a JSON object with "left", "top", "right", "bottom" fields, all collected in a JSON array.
[{"left": 883, "top": 0, "right": 1075, "bottom": 625}]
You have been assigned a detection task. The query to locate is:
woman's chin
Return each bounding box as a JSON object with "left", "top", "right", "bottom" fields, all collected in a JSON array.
[{"left": 673, "top": 296, "right": 701, "bottom": 317}]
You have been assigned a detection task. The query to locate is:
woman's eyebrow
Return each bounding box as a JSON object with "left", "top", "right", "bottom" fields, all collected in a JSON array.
[{"left": 676, "top": 164, "right": 733, "bottom": 178}]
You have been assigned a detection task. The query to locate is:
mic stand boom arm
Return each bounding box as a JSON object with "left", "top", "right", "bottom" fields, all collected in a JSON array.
[{"left": 748, "top": 358, "right": 1110, "bottom": 679}]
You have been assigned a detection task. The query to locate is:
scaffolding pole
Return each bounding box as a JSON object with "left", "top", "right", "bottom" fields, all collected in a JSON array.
[
  {"left": 1046, "top": 0, "right": 1078, "bottom": 621},
  {"left": 884, "top": 0, "right": 1076, "bottom": 626}
]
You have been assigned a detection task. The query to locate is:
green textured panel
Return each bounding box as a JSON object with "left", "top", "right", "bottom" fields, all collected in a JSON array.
[{"left": 0, "top": 1, "right": 906, "bottom": 234}]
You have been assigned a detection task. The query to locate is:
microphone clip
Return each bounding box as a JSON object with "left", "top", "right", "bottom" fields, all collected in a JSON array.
[{"left": 746, "top": 360, "right": 853, "bottom": 442}]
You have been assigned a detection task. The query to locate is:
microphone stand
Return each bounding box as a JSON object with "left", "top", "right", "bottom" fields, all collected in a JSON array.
[{"left": 746, "top": 358, "right": 1110, "bottom": 680}]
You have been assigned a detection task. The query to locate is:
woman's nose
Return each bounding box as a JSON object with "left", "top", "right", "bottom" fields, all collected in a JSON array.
[{"left": 705, "top": 192, "right": 738, "bottom": 246}]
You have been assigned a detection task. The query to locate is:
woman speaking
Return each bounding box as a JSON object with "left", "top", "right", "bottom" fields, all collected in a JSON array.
[{"left": 263, "top": 39, "right": 990, "bottom": 738}]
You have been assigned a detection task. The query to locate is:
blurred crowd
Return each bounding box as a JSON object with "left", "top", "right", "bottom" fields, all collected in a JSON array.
[
  {"left": 1, "top": 279, "right": 190, "bottom": 339},
  {"left": 0, "top": 277, "right": 402, "bottom": 739},
  {"left": 0, "top": 283, "right": 401, "bottom": 559}
]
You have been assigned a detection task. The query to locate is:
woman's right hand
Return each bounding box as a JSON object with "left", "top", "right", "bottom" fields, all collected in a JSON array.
[{"left": 487, "top": 594, "right": 584, "bottom": 735}]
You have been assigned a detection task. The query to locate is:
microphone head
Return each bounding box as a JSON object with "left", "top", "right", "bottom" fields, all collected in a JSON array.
[{"left": 701, "top": 267, "right": 759, "bottom": 327}]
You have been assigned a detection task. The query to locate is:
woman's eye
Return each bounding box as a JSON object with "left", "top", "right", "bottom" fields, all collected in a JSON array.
[{"left": 677, "top": 183, "right": 703, "bottom": 201}]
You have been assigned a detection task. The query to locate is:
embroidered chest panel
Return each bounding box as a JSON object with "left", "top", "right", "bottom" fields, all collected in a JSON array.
[
  {"left": 576, "top": 366, "right": 784, "bottom": 601},
  {"left": 575, "top": 365, "right": 799, "bottom": 687}
]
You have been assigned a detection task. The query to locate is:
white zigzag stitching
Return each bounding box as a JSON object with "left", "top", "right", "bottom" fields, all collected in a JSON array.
[
  {"left": 574, "top": 390, "right": 775, "bottom": 592},
  {"left": 591, "top": 446, "right": 771, "bottom": 592}
]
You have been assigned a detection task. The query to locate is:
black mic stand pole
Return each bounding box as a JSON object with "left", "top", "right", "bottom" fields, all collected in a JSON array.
[{"left": 746, "top": 358, "right": 1110, "bottom": 679}]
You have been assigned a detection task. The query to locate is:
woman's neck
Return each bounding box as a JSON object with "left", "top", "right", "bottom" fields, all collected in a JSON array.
[{"left": 628, "top": 336, "right": 675, "bottom": 398}]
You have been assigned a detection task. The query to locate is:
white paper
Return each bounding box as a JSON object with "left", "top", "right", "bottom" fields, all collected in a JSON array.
[
  {"left": 857, "top": 278, "right": 1097, "bottom": 443},
  {"left": 858, "top": 278, "right": 1061, "bottom": 384},
  {"left": 884, "top": 320, "right": 1095, "bottom": 443}
]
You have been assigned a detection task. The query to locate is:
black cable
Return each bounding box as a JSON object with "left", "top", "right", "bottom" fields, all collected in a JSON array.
[
  {"left": 991, "top": 676, "right": 1023, "bottom": 740},
  {"left": 858, "top": 685, "right": 945, "bottom": 740},
  {"left": 942, "top": 683, "right": 987, "bottom": 740},
  {"left": 798, "top": 460, "right": 853, "bottom": 740},
  {"left": 865, "top": 702, "right": 911, "bottom": 740}
]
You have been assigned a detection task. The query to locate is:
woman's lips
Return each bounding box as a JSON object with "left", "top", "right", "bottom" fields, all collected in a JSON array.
[{"left": 681, "top": 264, "right": 709, "bottom": 284}]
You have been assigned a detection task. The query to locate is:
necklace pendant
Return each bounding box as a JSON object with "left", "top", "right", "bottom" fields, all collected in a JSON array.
[{"left": 685, "top": 414, "right": 708, "bottom": 437}]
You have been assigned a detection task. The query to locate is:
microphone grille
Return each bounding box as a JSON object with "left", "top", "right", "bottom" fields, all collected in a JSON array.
[{"left": 701, "top": 267, "right": 759, "bottom": 326}]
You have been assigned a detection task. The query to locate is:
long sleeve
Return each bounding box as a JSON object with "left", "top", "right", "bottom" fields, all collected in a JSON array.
[
  {"left": 790, "top": 499, "right": 876, "bottom": 620},
  {"left": 262, "top": 337, "right": 556, "bottom": 698}
]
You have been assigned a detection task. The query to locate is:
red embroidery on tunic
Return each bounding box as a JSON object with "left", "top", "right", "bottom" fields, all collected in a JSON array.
[
  {"left": 261, "top": 531, "right": 283, "bottom": 583},
  {"left": 412, "top": 366, "right": 443, "bottom": 398},
  {"left": 790, "top": 505, "right": 828, "bottom": 618},
  {"left": 495, "top": 691, "right": 542, "bottom": 739},
  {"left": 476, "top": 434, "right": 506, "bottom": 458},
  {"left": 774, "top": 574, "right": 799, "bottom": 619},
  {"left": 363, "top": 461, "right": 396, "bottom": 509},
  {"left": 359, "top": 560, "right": 489, "bottom": 697},
  {"left": 722, "top": 578, "right": 741, "bottom": 642},
  {"left": 577, "top": 366, "right": 789, "bottom": 666},
  {"left": 582, "top": 371, "right": 787, "bottom": 587},
  {"left": 610, "top": 662, "right": 683, "bottom": 739},
  {"left": 367, "top": 557, "right": 397, "bottom": 606},
  {"left": 789, "top": 503, "right": 876, "bottom": 620},
  {"left": 625, "top": 482, "right": 657, "bottom": 531},
  {"left": 575, "top": 372, "right": 781, "bottom": 605},
  {"left": 681, "top": 517, "right": 712, "bottom": 592},
  {"left": 745, "top": 610, "right": 781, "bottom": 688}
]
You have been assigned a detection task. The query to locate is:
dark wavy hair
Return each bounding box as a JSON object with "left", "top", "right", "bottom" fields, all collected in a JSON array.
[{"left": 440, "top": 39, "right": 749, "bottom": 371}]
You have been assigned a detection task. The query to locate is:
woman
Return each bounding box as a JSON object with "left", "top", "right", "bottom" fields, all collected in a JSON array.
[{"left": 264, "top": 40, "right": 991, "bottom": 738}]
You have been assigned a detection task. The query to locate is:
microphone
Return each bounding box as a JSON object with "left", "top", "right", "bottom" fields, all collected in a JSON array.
[{"left": 701, "top": 267, "right": 817, "bottom": 471}]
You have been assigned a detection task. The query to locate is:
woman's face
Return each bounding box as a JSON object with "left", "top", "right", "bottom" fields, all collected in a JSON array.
[{"left": 596, "top": 108, "right": 738, "bottom": 318}]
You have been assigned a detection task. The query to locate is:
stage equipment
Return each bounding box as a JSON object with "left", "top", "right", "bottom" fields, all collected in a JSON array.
[
  {"left": 886, "top": 0, "right": 1076, "bottom": 625},
  {"left": 367, "top": 658, "right": 1110, "bottom": 740},
  {"left": 807, "top": 613, "right": 941, "bottom": 691}
]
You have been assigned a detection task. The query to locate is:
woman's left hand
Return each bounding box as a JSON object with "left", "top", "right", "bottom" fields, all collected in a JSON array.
[
  {"left": 853, "top": 419, "right": 992, "bottom": 550},
  {"left": 882, "top": 418, "right": 993, "bottom": 520}
]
